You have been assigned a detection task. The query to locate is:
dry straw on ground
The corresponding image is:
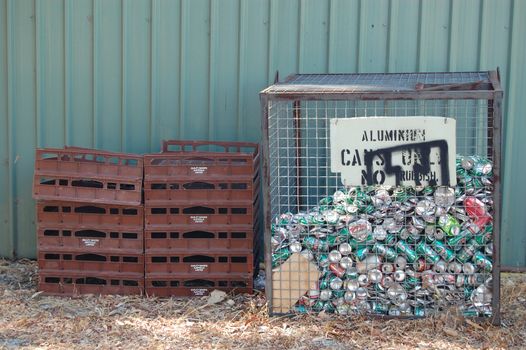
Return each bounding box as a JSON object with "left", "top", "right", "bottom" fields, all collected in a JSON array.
[{"left": 0, "top": 258, "right": 524, "bottom": 349}]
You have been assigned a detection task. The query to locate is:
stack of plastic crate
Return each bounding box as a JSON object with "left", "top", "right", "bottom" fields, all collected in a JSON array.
[
  {"left": 143, "top": 141, "right": 261, "bottom": 297},
  {"left": 33, "top": 147, "right": 144, "bottom": 295}
]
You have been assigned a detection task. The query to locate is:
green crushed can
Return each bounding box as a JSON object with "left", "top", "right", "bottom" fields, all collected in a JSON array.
[
  {"left": 372, "top": 301, "right": 389, "bottom": 314},
  {"left": 416, "top": 241, "right": 441, "bottom": 264},
  {"left": 294, "top": 305, "right": 308, "bottom": 313},
  {"left": 334, "top": 205, "right": 347, "bottom": 215},
  {"left": 272, "top": 247, "right": 291, "bottom": 268},
  {"left": 414, "top": 306, "right": 426, "bottom": 317},
  {"left": 323, "top": 302, "right": 336, "bottom": 313},
  {"left": 472, "top": 251, "right": 493, "bottom": 272},
  {"left": 395, "top": 240, "right": 418, "bottom": 263},
  {"left": 473, "top": 157, "right": 493, "bottom": 176},
  {"left": 317, "top": 253, "right": 330, "bottom": 268},
  {"left": 456, "top": 242, "right": 477, "bottom": 263},
  {"left": 384, "top": 234, "right": 397, "bottom": 245},
  {"left": 304, "top": 236, "right": 329, "bottom": 251},
  {"left": 354, "top": 246, "right": 369, "bottom": 261},
  {"left": 431, "top": 240, "right": 455, "bottom": 262},
  {"left": 373, "top": 242, "right": 398, "bottom": 262},
  {"left": 332, "top": 290, "right": 346, "bottom": 299},
  {"left": 319, "top": 196, "right": 333, "bottom": 206},
  {"left": 438, "top": 214, "right": 460, "bottom": 236},
  {"left": 312, "top": 300, "right": 325, "bottom": 312},
  {"left": 446, "top": 230, "right": 473, "bottom": 250}
]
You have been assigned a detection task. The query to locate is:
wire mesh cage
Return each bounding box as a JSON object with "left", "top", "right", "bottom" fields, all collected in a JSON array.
[{"left": 260, "top": 71, "right": 503, "bottom": 324}]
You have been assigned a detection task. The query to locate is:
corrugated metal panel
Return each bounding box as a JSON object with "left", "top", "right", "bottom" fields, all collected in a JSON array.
[{"left": 0, "top": 0, "right": 525, "bottom": 266}]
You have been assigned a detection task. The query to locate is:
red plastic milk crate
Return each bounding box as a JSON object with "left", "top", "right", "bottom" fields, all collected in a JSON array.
[
  {"left": 39, "top": 270, "right": 144, "bottom": 296},
  {"left": 144, "top": 224, "right": 258, "bottom": 251},
  {"left": 145, "top": 140, "right": 259, "bottom": 178},
  {"left": 36, "top": 201, "right": 144, "bottom": 229},
  {"left": 144, "top": 202, "right": 258, "bottom": 226},
  {"left": 33, "top": 148, "right": 143, "bottom": 206},
  {"left": 37, "top": 225, "right": 144, "bottom": 252},
  {"left": 145, "top": 273, "right": 253, "bottom": 297},
  {"left": 38, "top": 250, "right": 144, "bottom": 274},
  {"left": 145, "top": 251, "right": 254, "bottom": 275}
]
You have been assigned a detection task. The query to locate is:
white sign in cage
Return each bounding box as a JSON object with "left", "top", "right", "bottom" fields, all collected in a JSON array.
[{"left": 260, "top": 70, "right": 503, "bottom": 324}]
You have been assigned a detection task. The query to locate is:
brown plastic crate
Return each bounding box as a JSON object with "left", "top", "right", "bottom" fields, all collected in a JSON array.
[
  {"left": 33, "top": 174, "right": 142, "bottom": 206},
  {"left": 144, "top": 175, "right": 260, "bottom": 205},
  {"left": 145, "top": 273, "right": 253, "bottom": 297},
  {"left": 39, "top": 271, "right": 144, "bottom": 296},
  {"left": 145, "top": 202, "right": 258, "bottom": 226},
  {"left": 144, "top": 225, "right": 258, "bottom": 251},
  {"left": 33, "top": 148, "right": 143, "bottom": 205},
  {"left": 35, "top": 147, "right": 143, "bottom": 179},
  {"left": 37, "top": 201, "right": 143, "bottom": 229},
  {"left": 38, "top": 226, "right": 143, "bottom": 252},
  {"left": 38, "top": 250, "right": 144, "bottom": 274},
  {"left": 145, "top": 251, "right": 253, "bottom": 274},
  {"left": 144, "top": 141, "right": 259, "bottom": 180}
]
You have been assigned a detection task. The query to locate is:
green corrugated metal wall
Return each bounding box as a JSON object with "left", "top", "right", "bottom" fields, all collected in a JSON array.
[{"left": 1, "top": 0, "right": 525, "bottom": 266}]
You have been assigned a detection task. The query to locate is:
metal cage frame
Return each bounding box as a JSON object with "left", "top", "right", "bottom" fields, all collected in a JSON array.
[{"left": 260, "top": 70, "right": 503, "bottom": 325}]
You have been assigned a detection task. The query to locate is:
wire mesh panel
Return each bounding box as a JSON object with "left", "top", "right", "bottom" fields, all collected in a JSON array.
[{"left": 261, "top": 71, "right": 502, "bottom": 323}]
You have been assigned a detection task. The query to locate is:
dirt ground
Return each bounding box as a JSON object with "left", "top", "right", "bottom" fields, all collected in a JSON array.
[{"left": 0, "top": 259, "right": 525, "bottom": 350}]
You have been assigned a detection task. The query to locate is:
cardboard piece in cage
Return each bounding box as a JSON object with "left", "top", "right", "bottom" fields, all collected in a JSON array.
[{"left": 272, "top": 253, "right": 321, "bottom": 313}]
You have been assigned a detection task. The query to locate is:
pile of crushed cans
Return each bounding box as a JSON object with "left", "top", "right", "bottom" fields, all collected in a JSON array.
[{"left": 271, "top": 155, "right": 494, "bottom": 317}]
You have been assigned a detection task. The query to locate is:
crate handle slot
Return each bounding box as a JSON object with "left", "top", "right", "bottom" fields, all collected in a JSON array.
[
  {"left": 122, "top": 257, "right": 139, "bottom": 263},
  {"left": 43, "top": 230, "right": 59, "bottom": 236},
  {"left": 183, "top": 231, "right": 215, "bottom": 239},
  {"left": 119, "top": 183, "right": 135, "bottom": 190},
  {"left": 44, "top": 253, "right": 60, "bottom": 260},
  {"left": 183, "top": 279, "right": 215, "bottom": 287},
  {"left": 74, "top": 206, "right": 106, "bottom": 214},
  {"left": 231, "top": 232, "right": 247, "bottom": 239},
  {"left": 152, "top": 257, "right": 167, "bottom": 263},
  {"left": 44, "top": 277, "right": 60, "bottom": 283},
  {"left": 151, "top": 183, "right": 167, "bottom": 190},
  {"left": 151, "top": 232, "right": 167, "bottom": 239},
  {"left": 42, "top": 205, "right": 59, "bottom": 212},
  {"left": 231, "top": 208, "right": 248, "bottom": 214},
  {"left": 183, "top": 206, "right": 214, "bottom": 214},
  {"left": 71, "top": 179, "right": 104, "bottom": 189},
  {"left": 185, "top": 156, "right": 215, "bottom": 162},
  {"left": 183, "top": 255, "right": 214, "bottom": 263},
  {"left": 41, "top": 153, "right": 58, "bottom": 160},
  {"left": 76, "top": 277, "right": 107, "bottom": 285},
  {"left": 183, "top": 182, "right": 215, "bottom": 190},
  {"left": 124, "top": 159, "right": 139, "bottom": 166},
  {"left": 75, "top": 230, "right": 106, "bottom": 238},
  {"left": 231, "top": 281, "right": 248, "bottom": 288},
  {"left": 231, "top": 183, "right": 248, "bottom": 189},
  {"left": 39, "top": 178, "right": 56, "bottom": 185},
  {"left": 75, "top": 254, "right": 107, "bottom": 262},
  {"left": 122, "top": 208, "right": 138, "bottom": 215}
]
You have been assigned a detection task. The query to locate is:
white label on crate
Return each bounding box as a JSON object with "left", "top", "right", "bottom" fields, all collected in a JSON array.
[
  {"left": 191, "top": 264, "right": 208, "bottom": 272},
  {"left": 191, "top": 288, "right": 208, "bottom": 296},
  {"left": 330, "top": 117, "right": 456, "bottom": 187},
  {"left": 190, "top": 215, "right": 208, "bottom": 224},
  {"left": 191, "top": 166, "right": 208, "bottom": 175},
  {"left": 82, "top": 239, "right": 99, "bottom": 247}
]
